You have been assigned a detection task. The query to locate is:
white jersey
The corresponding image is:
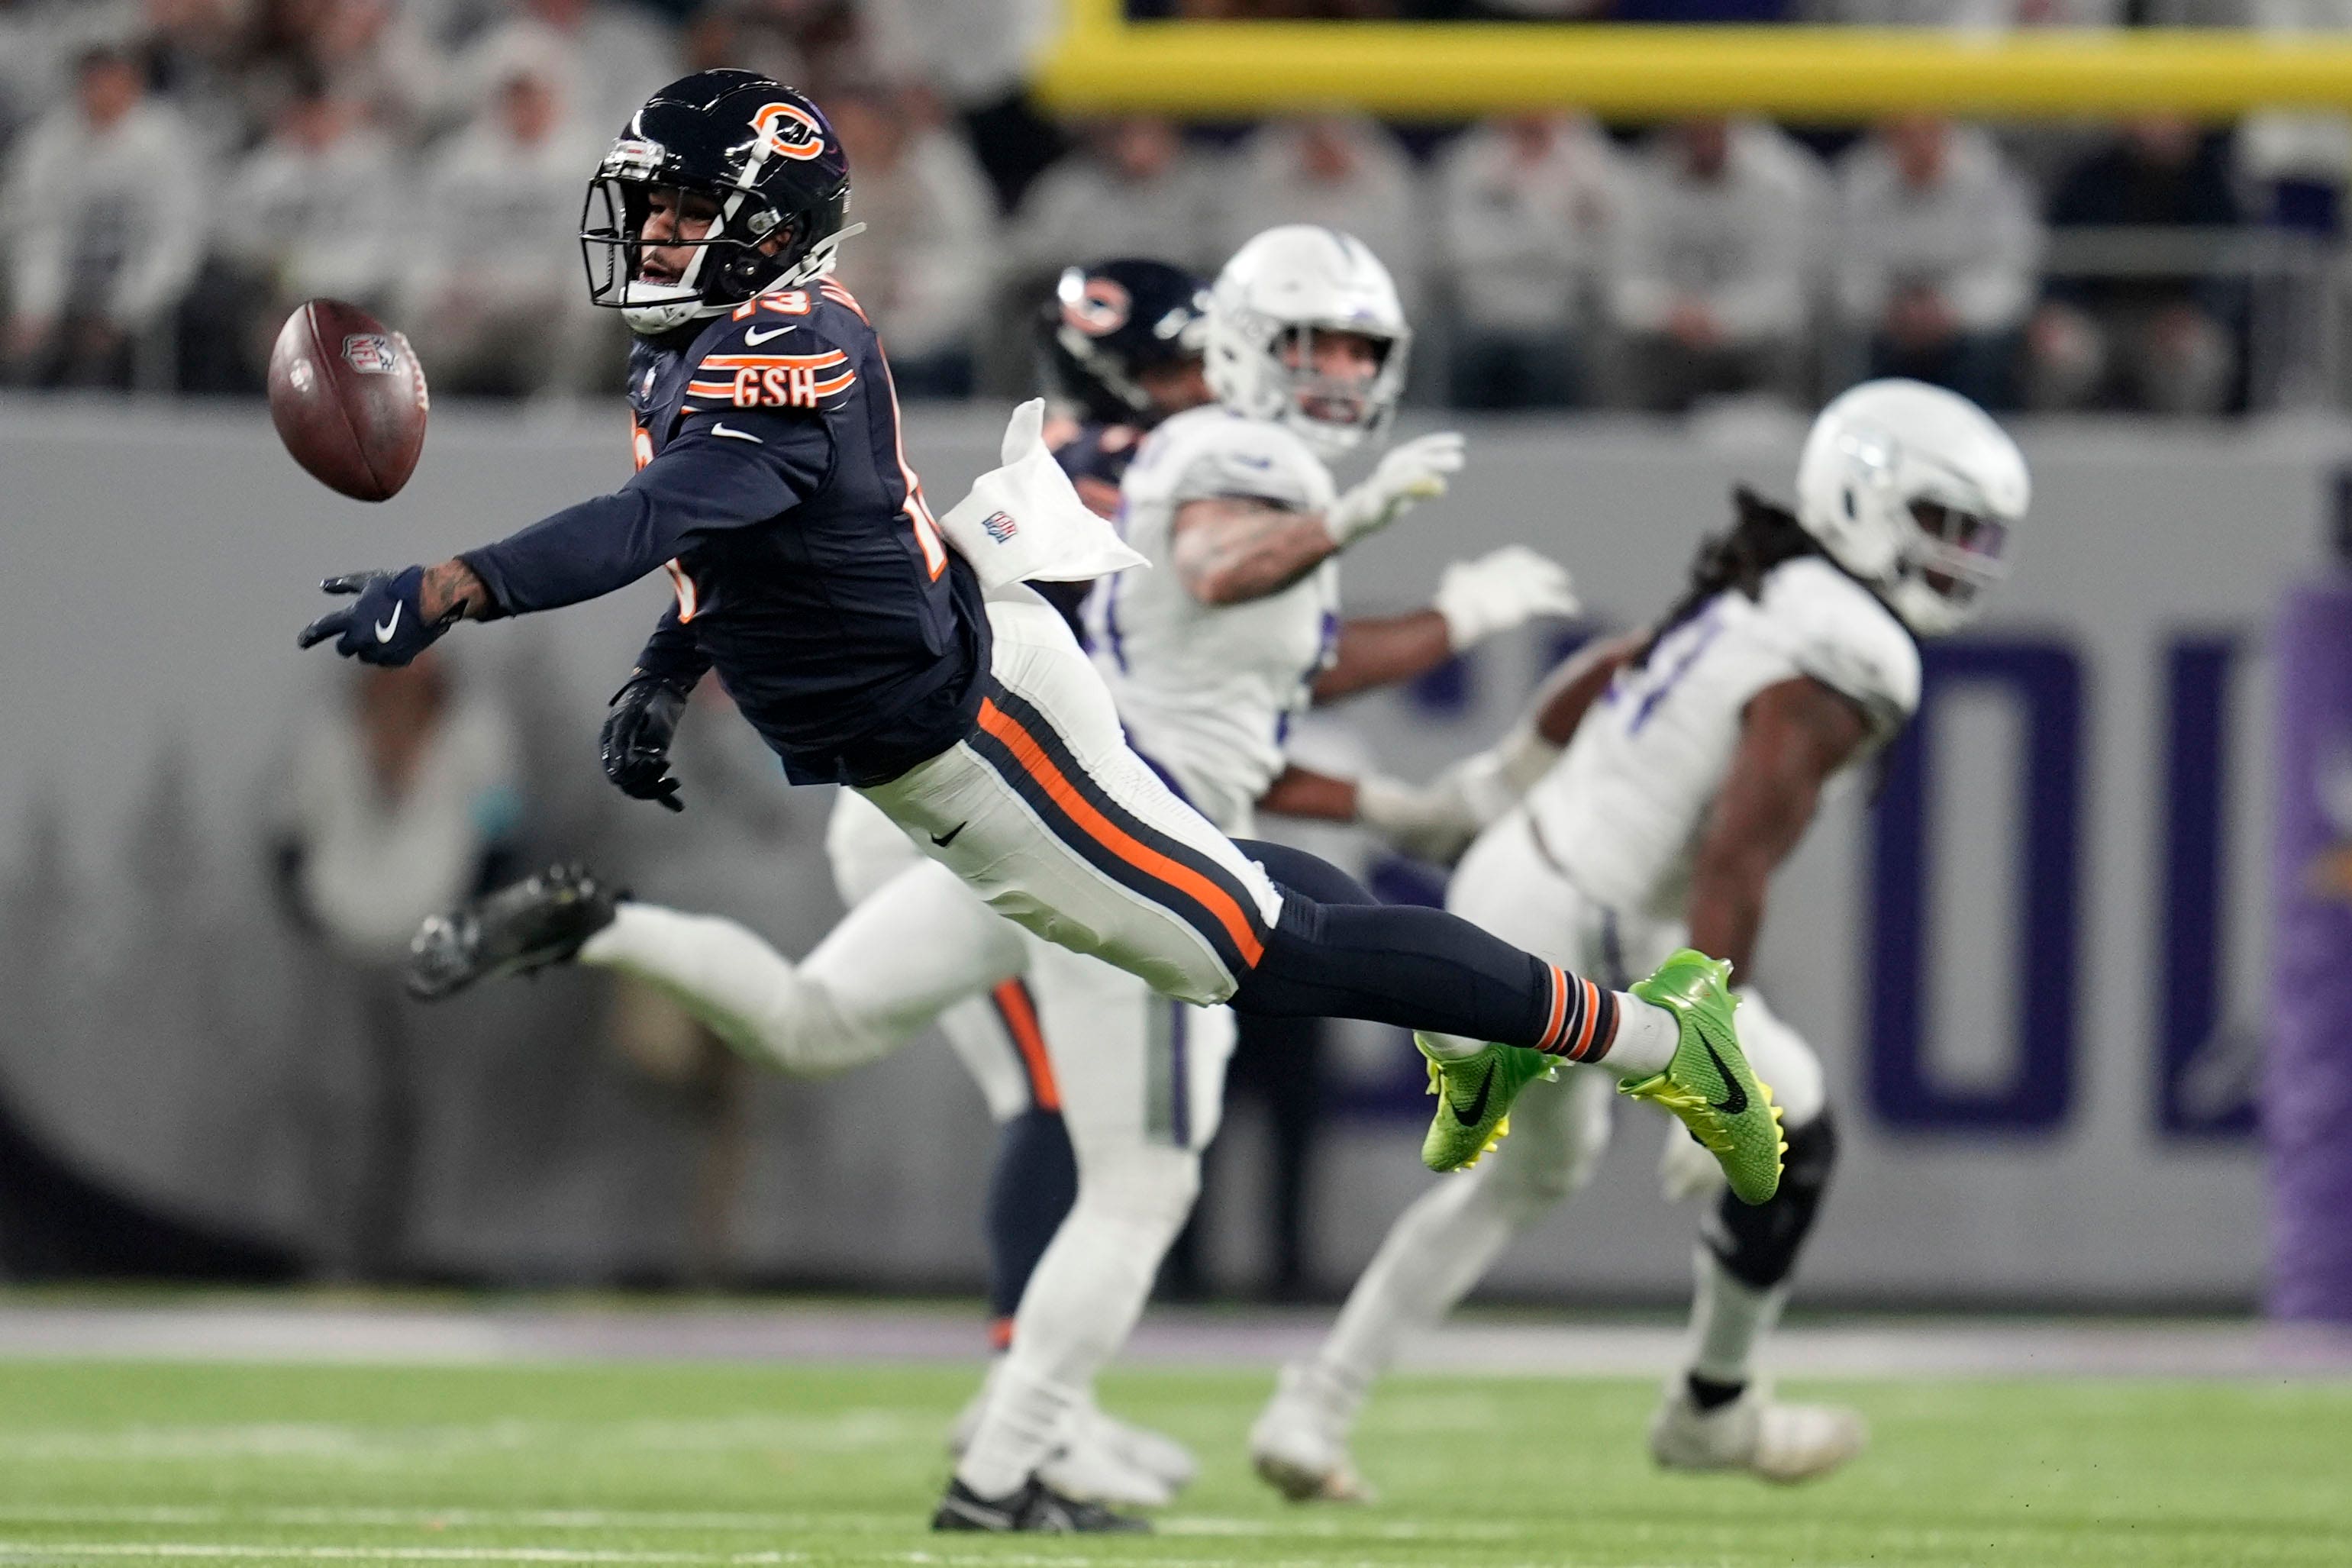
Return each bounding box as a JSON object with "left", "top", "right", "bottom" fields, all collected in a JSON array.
[
  {"left": 1084, "top": 403, "right": 1341, "bottom": 834},
  {"left": 1526, "top": 556, "right": 1920, "bottom": 921}
]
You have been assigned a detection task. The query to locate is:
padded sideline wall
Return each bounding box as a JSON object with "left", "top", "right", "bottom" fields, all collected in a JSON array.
[{"left": 0, "top": 400, "right": 2322, "bottom": 1304}]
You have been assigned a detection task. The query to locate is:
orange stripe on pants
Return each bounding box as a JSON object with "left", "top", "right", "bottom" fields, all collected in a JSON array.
[
  {"left": 992, "top": 979, "right": 1060, "bottom": 1112},
  {"left": 974, "top": 699, "right": 1266, "bottom": 969}
]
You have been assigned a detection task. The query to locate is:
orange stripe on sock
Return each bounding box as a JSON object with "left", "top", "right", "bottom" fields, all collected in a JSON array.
[
  {"left": 975, "top": 698, "right": 1265, "bottom": 970},
  {"left": 1567, "top": 979, "right": 1602, "bottom": 1061},
  {"left": 992, "top": 979, "right": 1060, "bottom": 1112},
  {"left": 1540, "top": 965, "right": 1570, "bottom": 1050}
]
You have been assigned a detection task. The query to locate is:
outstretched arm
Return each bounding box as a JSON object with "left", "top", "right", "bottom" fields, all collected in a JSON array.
[
  {"left": 1257, "top": 764, "right": 1360, "bottom": 822},
  {"left": 299, "top": 412, "right": 827, "bottom": 664},
  {"left": 1526, "top": 631, "right": 1644, "bottom": 747},
  {"left": 1168, "top": 431, "right": 1468, "bottom": 607},
  {"left": 1686, "top": 675, "right": 1874, "bottom": 976},
  {"left": 1170, "top": 496, "right": 1341, "bottom": 605},
  {"left": 460, "top": 423, "right": 815, "bottom": 617},
  {"left": 1312, "top": 544, "right": 1581, "bottom": 704},
  {"left": 1312, "top": 610, "right": 1453, "bottom": 702},
  {"left": 418, "top": 559, "right": 492, "bottom": 622}
]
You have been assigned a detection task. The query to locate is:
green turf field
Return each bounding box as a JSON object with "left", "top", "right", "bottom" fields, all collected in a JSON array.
[{"left": 0, "top": 1360, "right": 2346, "bottom": 1566}]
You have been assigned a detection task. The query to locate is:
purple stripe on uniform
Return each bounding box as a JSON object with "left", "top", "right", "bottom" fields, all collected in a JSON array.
[
  {"left": 1101, "top": 572, "right": 1130, "bottom": 673},
  {"left": 1168, "top": 1001, "right": 1191, "bottom": 1149},
  {"left": 1131, "top": 740, "right": 1196, "bottom": 810}
]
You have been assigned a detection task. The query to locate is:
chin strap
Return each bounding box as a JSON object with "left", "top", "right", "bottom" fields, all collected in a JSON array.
[{"left": 771, "top": 223, "right": 866, "bottom": 292}]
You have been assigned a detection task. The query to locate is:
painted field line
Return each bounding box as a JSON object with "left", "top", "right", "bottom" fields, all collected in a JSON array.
[
  {"left": 0, "top": 1546, "right": 802, "bottom": 1566},
  {"left": 0, "top": 1412, "right": 935, "bottom": 1465},
  {"left": 0, "top": 1546, "right": 1747, "bottom": 1568},
  {"left": 0, "top": 1508, "right": 1525, "bottom": 1544}
]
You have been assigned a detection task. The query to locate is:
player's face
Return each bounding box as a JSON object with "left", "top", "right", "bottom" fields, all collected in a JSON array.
[
  {"left": 637, "top": 187, "right": 725, "bottom": 288},
  {"left": 1279, "top": 328, "right": 1386, "bottom": 424},
  {"left": 1908, "top": 498, "right": 2008, "bottom": 606},
  {"left": 1138, "top": 356, "right": 1213, "bottom": 418}
]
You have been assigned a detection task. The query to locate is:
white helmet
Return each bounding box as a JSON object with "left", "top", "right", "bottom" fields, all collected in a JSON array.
[
  {"left": 1795, "top": 379, "right": 2031, "bottom": 637},
  {"left": 1203, "top": 224, "right": 1410, "bottom": 460}
]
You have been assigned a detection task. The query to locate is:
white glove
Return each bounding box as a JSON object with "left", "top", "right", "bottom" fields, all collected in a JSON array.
[
  {"left": 1355, "top": 772, "right": 1486, "bottom": 865},
  {"left": 1434, "top": 545, "right": 1580, "bottom": 651},
  {"left": 1428, "top": 719, "right": 1565, "bottom": 831},
  {"left": 1324, "top": 431, "right": 1466, "bottom": 547}
]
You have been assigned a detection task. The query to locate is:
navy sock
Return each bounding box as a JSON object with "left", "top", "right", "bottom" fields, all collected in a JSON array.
[
  {"left": 982, "top": 1108, "right": 1077, "bottom": 1339},
  {"left": 1228, "top": 878, "right": 1579, "bottom": 1051}
]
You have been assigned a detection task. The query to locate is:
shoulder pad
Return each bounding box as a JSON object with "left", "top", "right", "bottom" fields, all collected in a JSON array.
[
  {"left": 1760, "top": 557, "right": 1921, "bottom": 736},
  {"left": 1157, "top": 408, "right": 1333, "bottom": 512},
  {"left": 682, "top": 292, "right": 860, "bottom": 418}
]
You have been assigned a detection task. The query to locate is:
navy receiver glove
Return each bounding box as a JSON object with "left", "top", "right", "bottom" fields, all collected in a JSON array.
[
  {"left": 296, "top": 567, "right": 452, "bottom": 666},
  {"left": 601, "top": 672, "right": 691, "bottom": 812}
]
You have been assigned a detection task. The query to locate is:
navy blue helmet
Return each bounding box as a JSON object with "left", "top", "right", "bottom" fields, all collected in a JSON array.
[
  {"left": 581, "top": 69, "right": 853, "bottom": 337},
  {"left": 1038, "top": 257, "right": 1210, "bottom": 425}
]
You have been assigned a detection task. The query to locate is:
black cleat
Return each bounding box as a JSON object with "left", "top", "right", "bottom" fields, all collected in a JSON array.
[
  {"left": 930, "top": 1476, "right": 1149, "bottom": 1534},
  {"left": 404, "top": 863, "right": 618, "bottom": 1001}
]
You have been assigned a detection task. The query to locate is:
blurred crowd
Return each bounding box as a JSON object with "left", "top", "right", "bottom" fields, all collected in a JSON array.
[{"left": 1, "top": 0, "right": 2348, "bottom": 413}]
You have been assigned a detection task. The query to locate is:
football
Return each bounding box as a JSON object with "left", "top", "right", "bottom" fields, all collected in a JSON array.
[{"left": 266, "top": 298, "right": 430, "bottom": 502}]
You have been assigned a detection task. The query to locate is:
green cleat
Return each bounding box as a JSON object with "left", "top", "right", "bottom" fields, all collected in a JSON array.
[
  {"left": 1618, "top": 950, "right": 1786, "bottom": 1205},
  {"left": 1417, "top": 1037, "right": 1557, "bottom": 1173}
]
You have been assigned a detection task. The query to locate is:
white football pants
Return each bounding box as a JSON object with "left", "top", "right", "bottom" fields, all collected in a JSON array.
[
  {"left": 1299, "top": 807, "right": 1828, "bottom": 1431},
  {"left": 857, "top": 592, "right": 1284, "bottom": 1008}
]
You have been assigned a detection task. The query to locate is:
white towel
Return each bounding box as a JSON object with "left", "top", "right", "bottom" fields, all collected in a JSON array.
[{"left": 936, "top": 399, "right": 1149, "bottom": 590}]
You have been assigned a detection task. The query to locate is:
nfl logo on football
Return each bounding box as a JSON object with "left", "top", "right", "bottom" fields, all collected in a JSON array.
[
  {"left": 981, "top": 510, "right": 1019, "bottom": 544},
  {"left": 341, "top": 334, "right": 401, "bottom": 375}
]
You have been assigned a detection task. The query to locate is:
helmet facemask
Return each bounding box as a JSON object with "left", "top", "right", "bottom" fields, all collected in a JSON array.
[
  {"left": 581, "top": 126, "right": 855, "bottom": 337},
  {"left": 1886, "top": 489, "right": 2015, "bottom": 635},
  {"left": 584, "top": 174, "right": 832, "bottom": 335},
  {"left": 1213, "top": 307, "right": 1408, "bottom": 459}
]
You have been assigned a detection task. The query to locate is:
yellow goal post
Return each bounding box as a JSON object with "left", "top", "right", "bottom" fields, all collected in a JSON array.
[{"left": 1032, "top": 0, "right": 2352, "bottom": 122}]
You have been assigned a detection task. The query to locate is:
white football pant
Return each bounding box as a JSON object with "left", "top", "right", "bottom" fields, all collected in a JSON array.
[{"left": 856, "top": 591, "right": 1284, "bottom": 1008}]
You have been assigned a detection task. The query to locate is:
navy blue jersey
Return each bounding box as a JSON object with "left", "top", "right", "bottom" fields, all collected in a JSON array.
[{"left": 462, "top": 281, "right": 990, "bottom": 787}]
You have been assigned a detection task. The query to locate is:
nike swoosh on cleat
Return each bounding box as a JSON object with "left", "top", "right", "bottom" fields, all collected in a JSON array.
[
  {"left": 1702, "top": 1041, "right": 1748, "bottom": 1115},
  {"left": 374, "top": 602, "right": 402, "bottom": 643},
  {"left": 1451, "top": 1062, "right": 1495, "bottom": 1127},
  {"left": 930, "top": 822, "right": 968, "bottom": 848}
]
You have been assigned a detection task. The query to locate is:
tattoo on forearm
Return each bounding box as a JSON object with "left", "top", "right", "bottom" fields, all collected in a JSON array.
[
  {"left": 420, "top": 559, "right": 489, "bottom": 622},
  {"left": 1172, "top": 498, "right": 1338, "bottom": 605}
]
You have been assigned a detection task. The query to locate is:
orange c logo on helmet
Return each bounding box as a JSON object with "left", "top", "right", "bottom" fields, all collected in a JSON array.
[
  {"left": 752, "top": 102, "right": 828, "bottom": 161},
  {"left": 1062, "top": 278, "right": 1132, "bottom": 338}
]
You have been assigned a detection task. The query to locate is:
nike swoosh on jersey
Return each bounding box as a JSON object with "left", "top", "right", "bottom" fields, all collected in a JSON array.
[
  {"left": 1451, "top": 1061, "right": 1495, "bottom": 1127},
  {"left": 744, "top": 325, "right": 792, "bottom": 346},
  {"left": 930, "top": 821, "right": 967, "bottom": 848},
  {"left": 710, "top": 422, "right": 764, "bottom": 444},
  {"left": 1703, "top": 1041, "right": 1748, "bottom": 1115},
  {"left": 374, "top": 602, "right": 402, "bottom": 643}
]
